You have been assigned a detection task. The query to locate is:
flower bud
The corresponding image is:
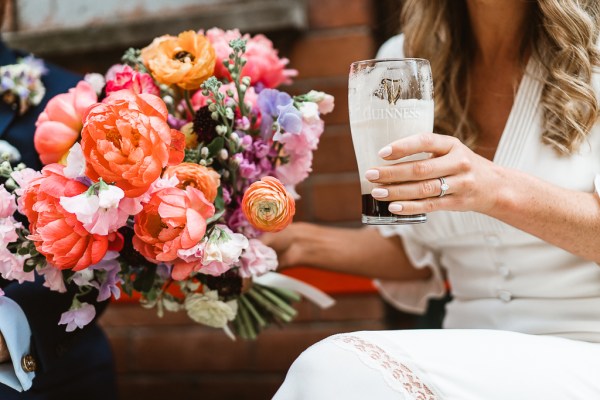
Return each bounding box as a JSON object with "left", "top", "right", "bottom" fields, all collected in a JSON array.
[
  {"left": 239, "top": 84, "right": 247, "bottom": 93},
  {"left": 200, "top": 147, "right": 209, "bottom": 158},
  {"left": 218, "top": 149, "right": 229, "bottom": 161},
  {"left": 241, "top": 76, "right": 251, "bottom": 86},
  {"left": 208, "top": 103, "right": 217, "bottom": 112},
  {"left": 211, "top": 112, "right": 219, "bottom": 121},
  {"left": 226, "top": 89, "right": 234, "bottom": 97}
]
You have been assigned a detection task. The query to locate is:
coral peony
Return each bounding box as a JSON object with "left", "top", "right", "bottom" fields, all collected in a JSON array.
[
  {"left": 205, "top": 28, "right": 297, "bottom": 89},
  {"left": 20, "top": 164, "right": 109, "bottom": 271},
  {"left": 34, "top": 81, "right": 97, "bottom": 164},
  {"left": 105, "top": 64, "right": 160, "bottom": 96},
  {"left": 81, "top": 90, "right": 185, "bottom": 198},
  {"left": 241, "top": 176, "right": 295, "bottom": 232},
  {"left": 164, "top": 162, "right": 220, "bottom": 202},
  {"left": 133, "top": 186, "right": 215, "bottom": 280},
  {"left": 141, "top": 31, "right": 215, "bottom": 90}
]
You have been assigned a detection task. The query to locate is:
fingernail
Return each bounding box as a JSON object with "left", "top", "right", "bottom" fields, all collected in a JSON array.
[
  {"left": 388, "top": 203, "right": 403, "bottom": 212},
  {"left": 365, "top": 169, "right": 379, "bottom": 180},
  {"left": 378, "top": 146, "right": 392, "bottom": 158},
  {"left": 371, "top": 188, "right": 388, "bottom": 198}
]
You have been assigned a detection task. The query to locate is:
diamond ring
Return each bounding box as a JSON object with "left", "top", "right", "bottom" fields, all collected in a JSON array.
[{"left": 438, "top": 177, "right": 449, "bottom": 198}]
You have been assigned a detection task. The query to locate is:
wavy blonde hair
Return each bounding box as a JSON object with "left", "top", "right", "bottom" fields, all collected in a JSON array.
[{"left": 400, "top": 0, "right": 600, "bottom": 154}]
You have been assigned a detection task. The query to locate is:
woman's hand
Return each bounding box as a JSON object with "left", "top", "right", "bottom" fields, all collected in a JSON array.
[
  {"left": 261, "top": 222, "right": 307, "bottom": 269},
  {"left": 366, "top": 133, "right": 505, "bottom": 216}
]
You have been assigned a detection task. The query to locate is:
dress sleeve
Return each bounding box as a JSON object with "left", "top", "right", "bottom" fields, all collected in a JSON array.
[
  {"left": 372, "top": 225, "right": 446, "bottom": 314},
  {"left": 376, "top": 34, "right": 405, "bottom": 59}
]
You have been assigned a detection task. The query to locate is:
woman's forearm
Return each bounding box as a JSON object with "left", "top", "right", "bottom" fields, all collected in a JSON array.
[
  {"left": 283, "top": 223, "right": 431, "bottom": 281},
  {"left": 491, "top": 167, "right": 600, "bottom": 262}
]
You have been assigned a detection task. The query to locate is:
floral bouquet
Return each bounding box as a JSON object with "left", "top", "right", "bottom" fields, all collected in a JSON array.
[{"left": 0, "top": 29, "right": 334, "bottom": 339}]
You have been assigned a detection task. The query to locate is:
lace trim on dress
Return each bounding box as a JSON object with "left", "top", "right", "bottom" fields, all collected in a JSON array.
[{"left": 330, "top": 334, "right": 441, "bottom": 400}]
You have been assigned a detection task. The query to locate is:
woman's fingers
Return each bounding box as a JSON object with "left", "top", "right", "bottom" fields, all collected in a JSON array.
[
  {"left": 370, "top": 176, "right": 455, "bottom": 201},
  {"left": 378, "top": 132, "right": 459, "bottom": 161},
  {"left": 366, "top": 153, "right": 463, "bottom": 184}
]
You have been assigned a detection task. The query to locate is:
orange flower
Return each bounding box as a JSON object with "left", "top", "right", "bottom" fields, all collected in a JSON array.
[
  {"left": 80, "top": 90, "right": 185, "bottom": 198},
  {"left": 141, "top": 31, "right": 216, "bottom": 90},
  {"left": 34, "top": 81, "right": 97, "bottom": 164},
  {"left": 242, "top": 177, "right": 295, "bottom": 233},
  {"left": 20, "top": 164, "right": 108, "bottom": 271},
  {"left": 133, "top": 186, "right": 215, "bottom": 280},
  {"left": 164, "top": 163, "right": 220, "bottom": 202}
]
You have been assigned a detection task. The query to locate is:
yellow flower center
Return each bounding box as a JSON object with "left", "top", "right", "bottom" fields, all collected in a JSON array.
[{"left": 173, "top": 51, "right": 195, "bottom": 63}]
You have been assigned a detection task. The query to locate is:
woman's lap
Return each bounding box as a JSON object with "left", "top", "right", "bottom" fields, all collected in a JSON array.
[{"left": 273, "top": 329, "right": 600, "bottom": 400}]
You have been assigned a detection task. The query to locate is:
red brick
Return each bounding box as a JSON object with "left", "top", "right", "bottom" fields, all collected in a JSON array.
[
  {"left": 310, "top": 177, "right": 362, "bottom": 222},
  {"left": 288, "top": 77, "right": 349, "bottom": 125},
  {"left": 118, "top": 374, "right": 285, "bottom": 400},
  {"left": 130, "top": 327, "right": 253, "bottom": 372},
  {"left": 315, "top": 293, "right": 385, "bottom": 321},
  {"left": 312, "top": 125, "right": 357, "bottom": 174},
  {"left": 253, "top": 322, "right": 386, "bottom": 371},
  {"left": 308, "top": 0, "right": 374, "bottom": 29},
  {"left": 103, "top": 328, "right": 131, "bottom": 373},
  {"left": 99, "top": 304, "right": 194, "bottom": 327},
  {"left": 290, "top": 31, "right": 375, "bottom": 79}
]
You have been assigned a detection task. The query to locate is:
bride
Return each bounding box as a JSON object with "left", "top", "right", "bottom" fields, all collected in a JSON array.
[{"left": 266, "top": 0, "right": 600, "bottom": 398}]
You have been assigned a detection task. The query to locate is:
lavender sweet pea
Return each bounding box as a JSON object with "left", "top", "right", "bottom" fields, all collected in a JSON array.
[{"left": 257, "top": 89, "right": 302, "bottom": 138}]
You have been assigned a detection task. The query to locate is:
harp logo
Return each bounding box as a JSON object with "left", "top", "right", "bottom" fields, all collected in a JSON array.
[{"left": 374, "top": 78, "right": 403, "bottom": 105}]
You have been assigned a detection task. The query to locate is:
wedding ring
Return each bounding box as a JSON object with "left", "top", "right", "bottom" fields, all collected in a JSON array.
[{"left": 438, "top": 177, "right": 449, "bottom": 197}]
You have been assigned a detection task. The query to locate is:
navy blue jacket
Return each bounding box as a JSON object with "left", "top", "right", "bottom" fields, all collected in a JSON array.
[{"left": 0, "top": 40, "right": 117, "bottom": 399}]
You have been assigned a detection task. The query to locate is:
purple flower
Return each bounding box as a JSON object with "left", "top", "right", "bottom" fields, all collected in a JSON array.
[
  {"left": 90, "top": 251, "right": 122, "bottom": 301},
  {"left": 257, "top": 89, "right": 303, "bottom": 139},
  {"left": 168, "top": 114, "right": 188, "bottom": 130},
  {"left": 59, "top": 303, "right": 96, "bottom": 332}
]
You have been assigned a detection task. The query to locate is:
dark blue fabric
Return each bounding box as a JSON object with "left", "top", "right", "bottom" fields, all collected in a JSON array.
[{"left": 0, "top": 40, "right": 118, "bottom": 399}]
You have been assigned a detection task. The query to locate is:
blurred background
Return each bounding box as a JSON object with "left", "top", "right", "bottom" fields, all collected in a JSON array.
[{"left": 2, "top": 0, "right": 414, "bottom": 398}]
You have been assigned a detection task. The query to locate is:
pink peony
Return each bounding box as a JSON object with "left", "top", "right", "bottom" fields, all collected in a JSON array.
[
  {"left": 204, "top": 28, "right": 297, "bottom": 88},
  {"left": 239, "top": 239, "right": 278, "bottom": 278},
  {"left": 34, "top": 81, "right": 97, "bottom": 164},
  {"left": 105, "top": 65, "right": 160, "bottom": 96},
  {"left": 0, "top": 185, "right": 17, "bottom": 218}
]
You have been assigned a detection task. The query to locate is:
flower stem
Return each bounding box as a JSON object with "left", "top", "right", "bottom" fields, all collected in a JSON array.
[{"left": 184, "top": 90, "right": 195, "bottom": 120}]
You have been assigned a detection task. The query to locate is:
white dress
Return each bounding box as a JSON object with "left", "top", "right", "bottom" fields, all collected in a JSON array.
[{"left": 273, "top": 35, "right": 600, "bottom": 399}]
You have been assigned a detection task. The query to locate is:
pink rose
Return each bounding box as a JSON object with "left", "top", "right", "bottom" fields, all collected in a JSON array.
[
  {"left": 239, "top": 239, "right": 278, "bottom": 278},
  {"left": 205, "top": 28, "right": 297, "bottom": 88},
  {"left": 105, "top": 65, "right": 160, "bottom": 96},
  {"left": 34, "top": 81, "right": 98, "bottom": 164}
]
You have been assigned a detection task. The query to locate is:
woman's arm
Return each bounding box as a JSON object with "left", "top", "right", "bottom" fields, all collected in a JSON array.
[
  {"left": 262, "top": 222, "right": 432, "bottom": 281},
  {"left": 368, "top": 133, "right": 600, "bottom": 262}
]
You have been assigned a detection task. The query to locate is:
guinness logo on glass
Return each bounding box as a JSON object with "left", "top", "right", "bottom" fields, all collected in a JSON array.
[{"left": 373, "top": 78, "right": 403, "bottom": 105}]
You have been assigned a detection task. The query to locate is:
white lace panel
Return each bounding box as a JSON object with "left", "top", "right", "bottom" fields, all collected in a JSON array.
[{"left": 330, "top": 334, "right": 441, "bottom": 400}]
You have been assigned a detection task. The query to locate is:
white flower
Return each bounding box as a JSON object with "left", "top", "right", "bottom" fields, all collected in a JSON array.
[
  {"left": 71, "top": 268, "right": 95, "bottom": 287},
  {"left": 98, "top": 185, "right": 124, "bottom": 209},
  {"left": 84, "top": 73, "right": 106, "bottom": 96},
  {"left": 184, "top": 290, "right": 237, "bottom": 329},
  {"left": 63, "top": 143, "right": 86, "bottom": 179},
  {"left": 60, "top": 183, "right": 128, "bottom": 235},
  {"left": 299, "top": 101, "right": 320, "bottom": 123},
  {"left": 201, "top": 225, "right": 249, "bottom": 276},
  {"left": 0, "top": 140, "right": 21, "bottom": 162}
]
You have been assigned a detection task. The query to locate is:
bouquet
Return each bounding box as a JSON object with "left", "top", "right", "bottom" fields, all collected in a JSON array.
[{"left": 0, "top": 29, "right": 334, "bottom": 340}]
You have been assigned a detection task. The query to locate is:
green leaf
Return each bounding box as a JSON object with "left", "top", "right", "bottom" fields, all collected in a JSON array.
[
  {"left": 207, "top": 136, "right": 225, "bottom": 156},
  {"left": 132, "top": 267, "right": 157, "bottom": 293},
  {"left": 214, "top": 186, "right": 225, "bottom": 210},
  {"left": 206, "top": 209, "right": 226, "bottom": 225}
]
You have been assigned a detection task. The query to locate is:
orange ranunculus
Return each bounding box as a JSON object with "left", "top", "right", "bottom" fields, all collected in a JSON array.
[
  {"left": 34, "top": 81, "right": 97, "bottom": 164},
  {"left": 133, "top": 186, "right": 215, "bottom": 280},
  {"left": 164, "top": 163, "right": 220, "bottom": 203},
  {"left": 80, "top": 90, "right": 185, "bottom": 198},
  {"left": 141, "top": 31, "right": 216, "bottom": 90},
  {"left": 20, "top": 164, "right": 108, "bottom": 271},
  {"left": 242, "top": 176, "right": 295, "bottom": 233}
]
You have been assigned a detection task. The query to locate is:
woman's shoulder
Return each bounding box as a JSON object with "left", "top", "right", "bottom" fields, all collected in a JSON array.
[{"left": 376, "top": 34, "right": 405, "bottom": 59}]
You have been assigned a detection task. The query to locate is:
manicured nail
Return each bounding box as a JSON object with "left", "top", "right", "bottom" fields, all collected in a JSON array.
[
  {"left": 388, "top": 203, "right": 403, "bottom": 212},
  {"left": 371, "top": 188, "right": 388, "bottom": 198},
  {"left": 365, "top": 169, "right": 379, "bottom": 180},
  {"left": 378, "top": 146, "right": 392, "bottom": 158}
]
